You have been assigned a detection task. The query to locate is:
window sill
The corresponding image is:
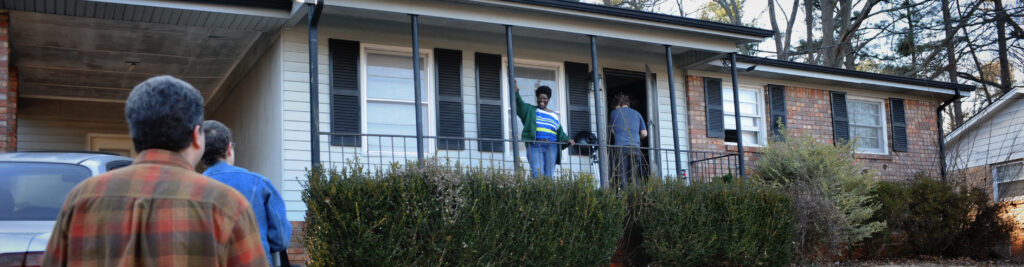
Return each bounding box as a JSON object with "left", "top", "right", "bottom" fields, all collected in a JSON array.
[
  {"left": 725, "top": 144, "right": 763, "bottom": 153},
  {"left": 853, "top": 152, "right": 891, "bottom": 160}
]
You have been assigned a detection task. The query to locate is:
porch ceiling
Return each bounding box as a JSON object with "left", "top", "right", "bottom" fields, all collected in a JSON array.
[{"left": 11, "top": 11, "right": 261, "bottom": 103}]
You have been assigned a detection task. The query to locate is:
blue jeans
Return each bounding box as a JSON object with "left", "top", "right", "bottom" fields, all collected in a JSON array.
[{"left": 527, "top": 142, "right": 558, "bottom": 178}]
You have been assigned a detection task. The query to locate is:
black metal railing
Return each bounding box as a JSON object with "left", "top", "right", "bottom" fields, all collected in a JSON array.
[{"left": 319, "top": 132, "right": 739, "bottom": 185}]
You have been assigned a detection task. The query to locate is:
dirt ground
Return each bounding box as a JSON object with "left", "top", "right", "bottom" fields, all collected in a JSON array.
[{"left": 824, "top": 256, "right": 1024, "bottom": 266}]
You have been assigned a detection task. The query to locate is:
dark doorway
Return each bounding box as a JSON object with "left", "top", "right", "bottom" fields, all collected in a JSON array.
[{"left": 604, "top": 68, "right": 650, "bottom": 182}]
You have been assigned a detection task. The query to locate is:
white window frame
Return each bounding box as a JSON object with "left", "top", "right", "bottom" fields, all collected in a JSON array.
[
  {"left": 846, "top": 96, "right": 888, "bottom": 155},
  {"left": 359, "top": 44, "right": 435, "bottom": 156},
  {"left": 497, "top": 58, "right": 566, "bottom": 160},
  {"left": 721, "top": 83, "right": 767, "bottom": 147},
  {"left": 993, "top": 161, "right": 1024, "bottom": 202}
]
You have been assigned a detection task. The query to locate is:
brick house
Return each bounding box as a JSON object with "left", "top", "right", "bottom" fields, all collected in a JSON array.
[
  {"left": 686, "top": 56, "right": 972, "bottom": 180},
  {"left": 0, "top": 0, "right": 973, "bottom": 265}
]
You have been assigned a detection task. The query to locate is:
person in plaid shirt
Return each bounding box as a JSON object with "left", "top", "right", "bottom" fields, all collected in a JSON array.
[{"left": 42, "top": 76, "right": 267, "bottom": 266}]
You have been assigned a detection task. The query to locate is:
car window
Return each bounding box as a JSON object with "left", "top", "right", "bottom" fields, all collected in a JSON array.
[
  {"left": 106, "top": 160, "right": 132, "bottom": 171},
  {"left": 0, "top": 163, "right": 92, "bottom": 221}
]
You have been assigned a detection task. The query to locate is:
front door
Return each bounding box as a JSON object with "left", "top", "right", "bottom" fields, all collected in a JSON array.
[{"left": 603, "top": 68, "right": 651, "bottom": 181}]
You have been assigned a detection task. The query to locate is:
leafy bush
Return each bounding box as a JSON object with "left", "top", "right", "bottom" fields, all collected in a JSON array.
[
  {"left": 861, "top": 177, "right": 1015, "bottom": 258},
  {"left": 753, "top": 133, "right": 885, "bottom": 260},
  {"left": 301, "top": 162, "right": 625, "bottom": 266},
  {"left": 629, "top": 179, "right": 795, "bottom": 266}
]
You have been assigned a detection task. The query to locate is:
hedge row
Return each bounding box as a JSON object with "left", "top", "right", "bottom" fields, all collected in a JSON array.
[
  {"left": 629, "top": 179, "right": 795, "bottom": 266},
  {"left": 301, "top": 163, "right": 624, "bottom": 266},
  {"left": 301, "top": 163, "right": 796, "bottom": 266}
]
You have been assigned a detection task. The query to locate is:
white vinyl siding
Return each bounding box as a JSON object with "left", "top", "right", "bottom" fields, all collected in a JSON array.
[
  {"left": 847, "top": 97, "right": 887, "bottom": 154},
  {"left": 16, "top": 98, "right": 128, "bottom": 152},
  {"left": 946, "top": 96, "right": 1024, "bottom": 169}
]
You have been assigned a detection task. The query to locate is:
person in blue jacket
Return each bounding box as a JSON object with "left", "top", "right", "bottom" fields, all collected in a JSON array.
[{"left": 201, "top": 120, "right": 291, "bottom": 265}]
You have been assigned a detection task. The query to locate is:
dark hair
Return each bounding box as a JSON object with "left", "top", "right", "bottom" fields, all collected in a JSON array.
[
  {"left": 535, "top": 86, "right": 552, "bottom": 99},
  {"left": 201, "top": 120, "right": 232, "bottom": 167},
  {"left": 615, "top": 93, "right": 631, "bottom": 107},
  {"left": 125, "top": 75, "right": 204, "bottom": 153}
]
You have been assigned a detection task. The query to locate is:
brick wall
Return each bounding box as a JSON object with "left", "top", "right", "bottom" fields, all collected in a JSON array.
[
  {"left": 685, "top": 75, "right": 941, "bottom": 181},
  {"left": 0, "top": 10, "right": 13, "bottom": 153},
  {"left": 950, "top": 165, "right": 1024, "bottom": 258},
  {"left": 287, "top": 221, "right": 308, "bottom": 266}
]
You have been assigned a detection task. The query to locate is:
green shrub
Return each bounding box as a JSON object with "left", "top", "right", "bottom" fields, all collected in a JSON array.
[
  {"left": 753, "top": 133, "right": 885, "bottom": 260},
  {"left": 861, "top": 177, "right": 1015, "bottom": 258},
  {"left": 629, "top": 179, "right": 795, "bottom": 266},
  {"left": 301, "top": 161, "right": 625, "bottom": 266}
]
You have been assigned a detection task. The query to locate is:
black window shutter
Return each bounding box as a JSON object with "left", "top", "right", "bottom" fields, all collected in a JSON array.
[
  {"left": 768, "top": 84, "right": 787, "bottom": 141},
  {"left": 329, "top": 39, "right": 360, "bottom": 146},
  {"left": 435, "top": 48, "right": 464, "bottom": 150},
  {"left": 476, "top": 53, "right": 504, "bottom": 152},
  {"left": 704, "top": 77, "right": 725, "bottom": 138},
  {"left": 890, "top": 98, "right": 908, "bottom": 152},
  {"left": 565, "top": 61, "right": 591, "bottom": 155},
  {"left": 830, "top": 91, "right": 849, "bottom": 144}
]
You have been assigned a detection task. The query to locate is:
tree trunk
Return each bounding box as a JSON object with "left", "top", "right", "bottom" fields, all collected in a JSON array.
[
  {"left": 821, "top": 0, "right": 837, "bottom": 67},
  {"left": 769, "top": 0, "right": 785, "bottom": 59},
  {"left": 995, "top": 0, "right": 1012, "bottom": 93},
  {"left": 907, "top": 0, "right": 917, "bottom": 69},
  {"left": 783, "top": 0, "right": 800, "bottom": 61},
  {"left": 804, "top": 0, "right": 816, "bottom": 64},
  {"left": 839, "top": 0, "right": 856, "bottom": 69},
  {"left": 941, "top": 0, "right": 963, "bottom": 126}
]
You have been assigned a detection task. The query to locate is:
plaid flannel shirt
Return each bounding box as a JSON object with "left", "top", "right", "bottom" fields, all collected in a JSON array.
[{"left": 42, "top": 149, "right": 268, "bottom": 267}]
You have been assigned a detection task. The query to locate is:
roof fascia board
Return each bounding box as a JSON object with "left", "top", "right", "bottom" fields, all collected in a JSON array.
[
  {"left": 90, "top": 0, "right": 292, "bottom": 18},
  {"left": 323, "top": 0, "right": 742, "bottom": 52},
  {"left": 945, "top": 88, "right": 1024, "bottom": 142},
  {"left": 285, "top": 2, "right": 310, "bottom": 27},
  {"left": 708, "top": 60, "right": 964, "bottom": 97},
  {"left": 737, "top": 56, "right": 973, "bottom": 91}
]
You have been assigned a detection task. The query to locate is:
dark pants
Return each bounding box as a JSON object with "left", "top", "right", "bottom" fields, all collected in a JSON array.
[{"left": 612, "top": 147, "right": 642, "bottom": 188}]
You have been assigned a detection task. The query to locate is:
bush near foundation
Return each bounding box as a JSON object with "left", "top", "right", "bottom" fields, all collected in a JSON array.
[
  {"left": 301, "top": 162, "right": 625, "bottom": 266},
  {"left": 628, "top": 179, "right": 795, "bottom": 266},
  {"left": 859, "top": 177, "right": 1015, "bottom": 259},
  {"left": 753, "top": 133, "right": 885, "bottom": 261}
]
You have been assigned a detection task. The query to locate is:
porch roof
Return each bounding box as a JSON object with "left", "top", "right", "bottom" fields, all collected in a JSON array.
[
  {"left": 692, "top": 55, "right": 975, "bottom": 98},
  {"left": 500, "top": 0, "right": 775, "bottom": 38},
  {"left": 3, "top": 0, "right": 287, "bottom": 116},
  {"left": 317, "top": 0, "right": 769, "bottom": 53}
]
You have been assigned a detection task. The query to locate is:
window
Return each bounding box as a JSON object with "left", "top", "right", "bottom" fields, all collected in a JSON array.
[
  {"left": 847, "top": 98, "right": 887, "bottom": 154},
  {"left": 363, "top": 50, "right": 430, "bottom": 153},
  {"left": 514, "top": 66, "right": 560, "bottom": 112},
  {"left": 995, "top": 162, "right": 1024, "bottom": 202},
  {"left": 510, "top": 64, "right": 562, "bottom": 153},
  {"left": 722, "top": 86, "right": 764, "bottom": 146},
  {"left": 0, "top": 163, "right": 92, "bottom": 220}
]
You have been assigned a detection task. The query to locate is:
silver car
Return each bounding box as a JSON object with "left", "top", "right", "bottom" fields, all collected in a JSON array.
[{"left": 0, "top": 152, "right": 132, "bottom": 267}]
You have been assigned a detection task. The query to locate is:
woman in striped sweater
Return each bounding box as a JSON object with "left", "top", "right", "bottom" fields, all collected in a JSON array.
[{"left": 515, "top": 84, "right": 574, "bottom": 178}]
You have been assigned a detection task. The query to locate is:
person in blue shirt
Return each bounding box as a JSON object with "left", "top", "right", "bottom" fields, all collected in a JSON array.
[
  {"left": 201, "top": 120, "right": 292, "bottom": 265},
  {"left": 609, "top": 93, "right": 647, "bottom": 188}
]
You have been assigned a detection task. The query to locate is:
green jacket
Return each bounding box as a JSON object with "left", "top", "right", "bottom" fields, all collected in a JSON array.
[{"left": 516, "top": 91, "right": 570, "bottom": 143}]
